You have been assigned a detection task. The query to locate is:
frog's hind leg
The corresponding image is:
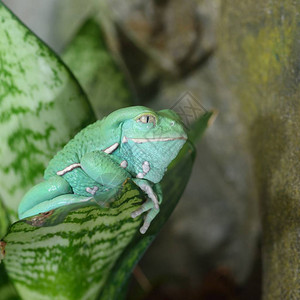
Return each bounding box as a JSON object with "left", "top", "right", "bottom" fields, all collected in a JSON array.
[
  {"left": 18, "top": 175, "right": 72, "bottom": 219},
  {"left": 20, "top": 194, "right": 92, "bottom": 219}
]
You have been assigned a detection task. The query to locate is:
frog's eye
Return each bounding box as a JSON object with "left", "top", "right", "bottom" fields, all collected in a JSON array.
[{"left": 137, "top": 114, "right": 156, "bottom": 126}]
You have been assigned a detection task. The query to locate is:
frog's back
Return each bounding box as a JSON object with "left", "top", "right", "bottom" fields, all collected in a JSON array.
[{"left": 44, "top": 119, "right": 105, "bottom": 179}]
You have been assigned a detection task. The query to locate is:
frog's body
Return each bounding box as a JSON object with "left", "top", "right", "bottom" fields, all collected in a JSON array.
[
  {"left": 44, "top": 119, "right": 123, "bottom": 197},
  {"left": 18, "top": 106, "right": 187, "bottom": 233}
]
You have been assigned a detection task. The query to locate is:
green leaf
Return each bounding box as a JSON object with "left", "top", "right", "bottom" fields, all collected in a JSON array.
[
  {"left": 1, "top": 112, "right": 212, "bottom": 300},
  {"left": 2, "top": 182, "right": 145, "bottom": 300},
  {"left": 0, "top": 3, "right": 95, "bottom": 221},
  {"left": 62, "top": 18, "right": 135, "bottom": 118},
  {"left": 188, "top": 111, "right": 216, "bottom": 144}
]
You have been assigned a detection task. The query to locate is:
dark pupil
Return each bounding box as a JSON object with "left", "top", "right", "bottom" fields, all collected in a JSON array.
[{"left": 146, "top": 116, "right": 150, "bottom": 123}]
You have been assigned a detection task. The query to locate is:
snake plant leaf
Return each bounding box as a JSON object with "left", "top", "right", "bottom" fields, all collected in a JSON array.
[
  {"left": 0, "top": 3, "right": 95, "bottom": 221},
  {"left": 62, "top": 18, "right": 135, "bottom": 118},
  {"left": 1, "top": 112, "right": 212, "bottom": 300}
]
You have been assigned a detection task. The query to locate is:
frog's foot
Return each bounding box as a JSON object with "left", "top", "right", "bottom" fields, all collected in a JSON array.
[
  {"left": 132, "top": 180, "right": 159, "bottom": 209},
  {"left": 18, "top": 175, "right": 72, "bottom": 219},
  {"left": 131, "top": 199, "right": 160, "bottom": 234},
  {"left": 20, "top": 194, "right": 92, "bottom": 219}
]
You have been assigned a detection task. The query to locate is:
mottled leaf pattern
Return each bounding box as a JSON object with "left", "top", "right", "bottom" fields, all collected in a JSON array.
[{"left": 0, "top": 3, "right": 95, "bottom": 220}]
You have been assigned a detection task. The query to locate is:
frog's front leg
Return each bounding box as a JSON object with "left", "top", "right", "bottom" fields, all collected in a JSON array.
[
  {"left": 132, "top": 179, "right": 163, "bottom": 234},
  {"left": 18, "top": 175, "right": 73, "bottom": 219},
  {"left": 80, "top": 151, "right": 130, "bottom": 190}
]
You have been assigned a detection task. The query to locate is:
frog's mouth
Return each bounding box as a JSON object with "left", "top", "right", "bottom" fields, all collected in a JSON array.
[{"left": 122, "top": 136, "right": 187, "bottom": 144}]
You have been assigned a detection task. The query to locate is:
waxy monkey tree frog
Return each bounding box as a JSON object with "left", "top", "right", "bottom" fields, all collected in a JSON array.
[{"left": 18, "top": 106, "right": 187, "bottom": 233}]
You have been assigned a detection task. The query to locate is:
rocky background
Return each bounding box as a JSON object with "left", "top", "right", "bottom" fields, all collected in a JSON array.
[{"left": 4, "top": 0, "right": 298, "bottom": 299}]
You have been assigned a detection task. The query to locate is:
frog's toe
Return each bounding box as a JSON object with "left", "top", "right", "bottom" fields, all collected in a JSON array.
[
  {"left": 139, "top": 206, "right": 160, "bottom": 234},
  {"left": 131, "top": 198, "right": 154, "bottom": 218},
  {"left": 131, "top": 199, "right": 160, "bottom": 234},
  {"left": 140, "top": 221, "right": 151, "bottom": 234},
  {"left": 131, "top": 209, "right": 143, "bottom": 218}
]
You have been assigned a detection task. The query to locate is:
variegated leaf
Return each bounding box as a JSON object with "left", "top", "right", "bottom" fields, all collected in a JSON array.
[
  {"left": 0, "top": 3, "right": 95, "bottom": 221},
  {"left": 2, "top": 181, "right": 144, "bottom": 300}
]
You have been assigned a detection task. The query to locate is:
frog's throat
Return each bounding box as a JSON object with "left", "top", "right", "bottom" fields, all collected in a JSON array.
[{"left": 122, "top": 136, "right": 187, "bottom": 144}]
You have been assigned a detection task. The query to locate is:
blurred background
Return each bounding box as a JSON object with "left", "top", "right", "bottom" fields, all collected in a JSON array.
[{"left": 2, "top": 0, "right": 266, "bottom": 299}]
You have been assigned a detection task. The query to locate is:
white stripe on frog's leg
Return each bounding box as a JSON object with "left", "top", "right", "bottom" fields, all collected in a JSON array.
[
  {"left": 86, "top": 186, "right": 99, "bottom": 195},
  {"left": 56, "top": 163, "right": 81, "bottom": 176},
  {"left": 103, "top": 142, "right": 119, "bottom": 154}
]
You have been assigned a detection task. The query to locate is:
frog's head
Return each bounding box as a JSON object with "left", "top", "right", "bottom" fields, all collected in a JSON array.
[{"left": 109, "top": 106, "right": 187, "bottom": 183}]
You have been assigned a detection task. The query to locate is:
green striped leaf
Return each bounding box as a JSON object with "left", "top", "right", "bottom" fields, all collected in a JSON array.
[
  {"left": 2, "top": 181, "right": 145, "bottom": 300},
  {"left": 0, "top": 3, "right": 95, "bottom": 221},
  {"left": 1, "top": 111, "right": 212, "bottom": 300},
  {"left": 62, "top": 18, "right": 135, "bottom": 118}
]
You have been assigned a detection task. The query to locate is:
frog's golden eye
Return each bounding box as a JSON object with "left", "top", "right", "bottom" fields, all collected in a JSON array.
[{"left": 137, "top": 114, "right": 156, "bottom": 126}]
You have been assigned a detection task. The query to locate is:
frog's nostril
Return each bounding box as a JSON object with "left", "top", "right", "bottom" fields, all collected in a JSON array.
[{"left": 170, "top": 121, "right": 175, "bottom": 126}]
